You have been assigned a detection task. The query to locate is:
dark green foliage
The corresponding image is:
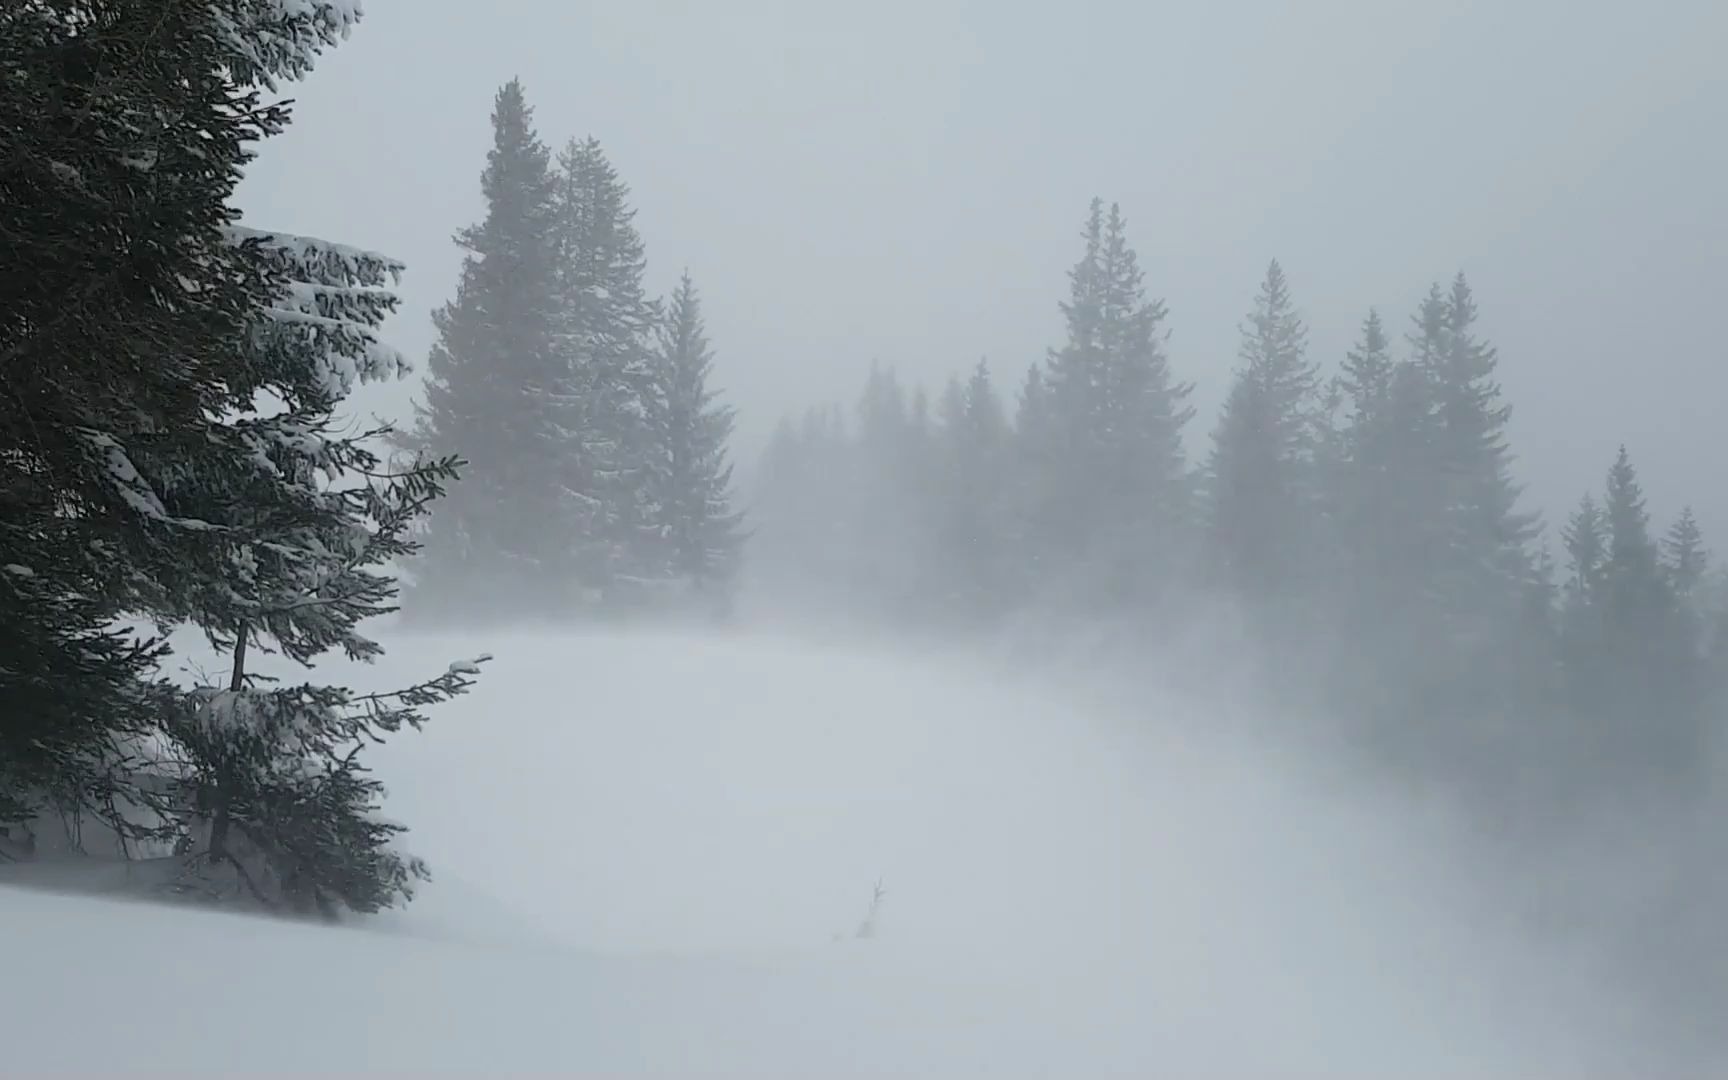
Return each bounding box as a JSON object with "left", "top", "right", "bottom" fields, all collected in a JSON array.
[
  {"left": 0, "top": 0, "right": 362, "bottom": 825},
  {"left": 0, "top": 1, "right": 481, "bottom": 914},
  {"left": 144, "top": 227, "right": 481, "bottom": 914},
  {"left": 168, "top": 661, "right": 484, "bottom": 916}
]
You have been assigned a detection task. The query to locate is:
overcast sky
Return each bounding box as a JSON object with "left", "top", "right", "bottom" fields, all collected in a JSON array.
[{"left": 238, "top": 0, "right": 1727, "bottom": 537}]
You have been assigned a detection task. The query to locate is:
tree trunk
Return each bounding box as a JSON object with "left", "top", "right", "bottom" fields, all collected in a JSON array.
[{"left": 207, "top": 625, "right": 248, "bottom": 859}]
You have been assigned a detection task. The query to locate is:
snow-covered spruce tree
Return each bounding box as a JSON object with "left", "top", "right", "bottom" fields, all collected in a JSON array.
[
  {"left": 403, "top": 79, "right": 563, "bottom": 623},
  {"left": 0, "top": 0, "right": 377, "bottom": 835},
  {"left": 10, "top": 0, "right": 496, "bottom": 912},
  {"left": 151, "top": 230, "right": 485, "bottom": 916},
  {"left": 549, "top": 136, "right": 662, "bottom": 605},
  {"left": 644, "top": 272, "right": 744, "bottom": 602}
]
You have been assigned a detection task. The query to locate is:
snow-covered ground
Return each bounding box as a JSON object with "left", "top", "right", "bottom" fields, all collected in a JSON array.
[{"left": 0, "top": 628, "right": 1708, "bottom": 1074}]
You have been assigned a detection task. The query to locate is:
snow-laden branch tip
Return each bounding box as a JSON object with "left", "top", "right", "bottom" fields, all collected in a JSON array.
[
  {"left": 446, "top": 654, "right": 494, "bottom": 676},
  {"left": 225, "top": 226, "right": 406, "bottom": 288},
  {"left": 210, "top": 0, "right": 367, "bottom": 90}
]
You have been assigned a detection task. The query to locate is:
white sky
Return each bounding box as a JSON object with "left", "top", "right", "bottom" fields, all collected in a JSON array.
[{"left": 238, "top": 0, "right": 1728, "bottom": 536}]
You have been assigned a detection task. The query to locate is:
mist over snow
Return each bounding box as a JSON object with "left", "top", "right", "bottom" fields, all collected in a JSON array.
[
  {"left": 9, "top": 2, "right": 1728, "bottom": 1075},
  {"left": 7, "top": 626, "right": 1710, "bottom": 1074}
]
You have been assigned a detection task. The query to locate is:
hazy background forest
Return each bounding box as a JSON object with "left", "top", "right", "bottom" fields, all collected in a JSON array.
[{"left": 5, "top": 0, "right": 1728, "bottom": 1073}]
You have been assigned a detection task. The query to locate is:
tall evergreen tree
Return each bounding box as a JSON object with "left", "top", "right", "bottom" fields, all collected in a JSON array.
[
  {"left": 932, "top": 359, "right": 1012, "bottom": 619},
  {"left": 963, "top": 360, "right": 1010, "bottom": 453},
  {"left": 405, "top": 79, "right": 562, "bottom": 620},
  {"left": 1663, "top": 506, "right": 1708, "bottom": 602},
  {"left": 1422, "top": 275, "right": 1540, "bottom": 644},
  {"left": 1036, "top": 199, "right": 1194, "bottom": 609},
  {"left": 1005, "top": 363, "right": 1055, "bottom": 595},
  {"left": 0, "top": 0, "right": 385, "bottom": 832},
  {"left": 850, "top": 363, "right": 930, "bottom": 616},
  {"left": 1561, "top": 493, "right": 1608, "bottom": 605},
  {"left": 155, "top": 231, "right": 481, "bottom": 914},
  {"left": 1, "top": 0, "right": 483, "bottom": 901},
  {"left": 1356, "top": 276, "right": 1542, "bottom": 720},
  {"left": 1205, "top": 260, "right": 1321, "bottom": 607},
  {"left": 549, "top": 136, "right": 661, "bottom": 600},
  {"left": 645, "top": 272, "right": 744, "bottom": 599},
  {"left": 746, "top": 404, "right": 853, "bottom": 614},
  {"left": 1321, "top": 309, "right": 1399, "bottom": 619},
  {"left": 937, "top": 375, "right": 968, "bottom": 439},
  {"left": 1560, "top": 448, "right": 1702, "bottom": 786},
  {"left": 1338, "top": 309, "right": 1395, "bottom": 438}
]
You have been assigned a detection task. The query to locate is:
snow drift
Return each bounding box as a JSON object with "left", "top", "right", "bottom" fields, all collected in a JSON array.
[{"left": 1, "top": 627, "right": 1706, "bottom": 1074}]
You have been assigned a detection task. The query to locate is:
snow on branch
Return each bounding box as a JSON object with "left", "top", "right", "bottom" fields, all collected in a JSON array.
[
  {"left": 81, "top": 431, "right": 223, "bottom": 531},
  {"left": 446, "top": 654, "right": 493, "bottom": 676},
  {"left": 226, "top": 228, "right": 411, "bottom": 395},
  {"left": 210, "top": 0, "right": 368, "bottom": 90},
  {"left": 227, "top": 227, "right": 404, "bottom": 289}
]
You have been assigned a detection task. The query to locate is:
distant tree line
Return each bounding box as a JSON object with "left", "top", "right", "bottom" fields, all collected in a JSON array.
[
  {"left": 752, "top": 198, "right": 1728, "bottom": 817},
  {"left": 398, "top": 81, "right": 745, "bottom": 624}
]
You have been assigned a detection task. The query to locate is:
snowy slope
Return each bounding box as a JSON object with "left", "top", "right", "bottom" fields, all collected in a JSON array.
[{"left": 0, "top": 628, "right": 1705, "bottom": 1074}]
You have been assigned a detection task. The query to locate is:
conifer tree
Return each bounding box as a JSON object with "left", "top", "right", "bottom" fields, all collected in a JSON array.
[
  {"left": 151, "top": 227, "right": 484, "bottom": 914},
  {"left": 1037, "top": 199, "right": 1194, "bottom": 608},
  {"left": 645, "top": 272, "right": 744, "bottom": 599},
  {"left": 1328, "top": 310, "right": 1399, "bottom": 602},
  {"left": 747, "top": 405, "right": 853, "bottom": 614},
  {"left": 0, "top": 0, "right": 398, "bottom": 833},
  {"left": 1, "top": 2, "right": 484, "bottom": 899},
  {"left": 549, "top": 136, "right": 661, "bottom": 600},
  {"left": 1015, "top": 364, "right": 1052, "bottom": 443},
  {"left": 1005, "top": 363, "right": 1056, "bottom": 596},
  {"left": 963, "top": 360, "right": 1010, "bottom": 453},
  {"left": 1560, "top": 448, "right": 1702, "bottom": 784},
  {"left": 1360, "top": 277, "right": 1542, "bottom": 714},
  {"left": 1556, "top": 490, "right": 1612, "bottom": 719},
  {"left": 851, "top": 363, "right": 929, "bottom": 616},
  {"left": 933, "top": 360, "right": 1012, "bottom": 619},
  {"left": 1422, "top": 275, "right": 1540, "bottom": 638},
  {"left": 1205, "top": 260, "right": 1321, "bottom": 607},
  {"left": 937, "top": 375, "right": 968, "bottom": 440},
  {"left": 1663, "top": 506, "right": 1709, "bottom": 602},
  {"left": 405, "top": 79, "right": 562, "bottom": 620},
  {"left": 1338, "top": 309, "right": 1395, "bottom": 439},
  {"left": 1561, "top": 493, "right": 1608, "bottom": 605}
]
